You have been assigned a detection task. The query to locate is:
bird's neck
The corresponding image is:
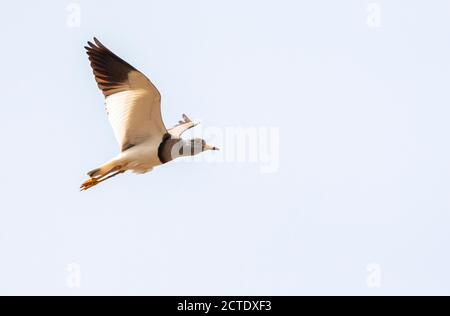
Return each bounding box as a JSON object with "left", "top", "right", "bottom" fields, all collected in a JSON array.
[{"left": 158, "top": 136, "right": 195, "bottom": 164}]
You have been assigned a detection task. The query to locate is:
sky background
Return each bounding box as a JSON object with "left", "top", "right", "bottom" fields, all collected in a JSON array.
[{"left": 0, "top": 0, "right": 450, "bottom": 295}]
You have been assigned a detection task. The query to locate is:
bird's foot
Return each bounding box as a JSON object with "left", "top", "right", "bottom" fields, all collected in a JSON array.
[{"left": 80, "top": 177, "right": 99, "bottom": 191}]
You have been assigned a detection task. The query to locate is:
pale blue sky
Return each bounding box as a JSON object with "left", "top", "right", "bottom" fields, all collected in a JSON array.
[{"left": 0, "top": 0, "right": 450, "bottom": 295}]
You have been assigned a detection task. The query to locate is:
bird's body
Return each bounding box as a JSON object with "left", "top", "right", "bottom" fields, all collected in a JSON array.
[
  {"left": 80, "top": 38, "right": 218, "bottom": 190},
  {"left": 99, "top": 138, "right": 161, "bottom": 175}
]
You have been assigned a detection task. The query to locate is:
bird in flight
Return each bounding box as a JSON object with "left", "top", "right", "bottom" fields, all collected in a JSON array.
[{"left": 80, "top": 38, "right": 219, "bottom": 191}]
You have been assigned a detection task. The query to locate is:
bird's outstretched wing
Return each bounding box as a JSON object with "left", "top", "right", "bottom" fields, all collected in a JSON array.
[
  {"left": 85, "top": 37, "right": 167, "bottom": 151},
  {"left": 168, "top": 114, "right": 199, "bottom": 138}
]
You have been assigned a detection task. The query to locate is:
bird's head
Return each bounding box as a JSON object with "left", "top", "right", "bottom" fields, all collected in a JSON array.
[
  {"left": 188, "top": 138, "right": 219, "bottom": 155},
  {"left": 168, "top": 138, "right": 219, "bottom": 160}
]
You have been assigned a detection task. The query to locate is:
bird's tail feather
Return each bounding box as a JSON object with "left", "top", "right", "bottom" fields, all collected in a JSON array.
[{"left": 87, "top": 167, "right": 101, "bottom": 178}]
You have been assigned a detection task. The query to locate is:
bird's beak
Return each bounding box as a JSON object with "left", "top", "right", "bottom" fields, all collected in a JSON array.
[{"left": 205, "top": 144, "right": 219, "bottom": 151}]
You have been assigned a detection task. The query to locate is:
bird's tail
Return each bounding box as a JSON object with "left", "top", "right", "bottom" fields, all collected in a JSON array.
[{"left": 80, "top": 161, "right": 124, "bottom": 191}]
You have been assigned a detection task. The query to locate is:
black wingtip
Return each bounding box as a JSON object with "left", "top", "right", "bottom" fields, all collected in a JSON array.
[
  {"left": 93, "top": 37, "right": 106, "bottom": 49},
  {"left": 86, "top": 37, "right": 101, "bottom": 48}
]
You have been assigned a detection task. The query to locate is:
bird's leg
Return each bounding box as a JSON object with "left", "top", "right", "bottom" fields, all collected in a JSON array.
[
  {"left": 96, "top": 170, "right": 125, "bottom": 184},
  {"left": 80, "top": 167, "right": 124, "bottom": 191}
]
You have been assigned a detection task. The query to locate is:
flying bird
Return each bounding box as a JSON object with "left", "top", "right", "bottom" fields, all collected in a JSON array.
[{"left": 80, "top": 38, "right": 219, "bottom": 191}]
